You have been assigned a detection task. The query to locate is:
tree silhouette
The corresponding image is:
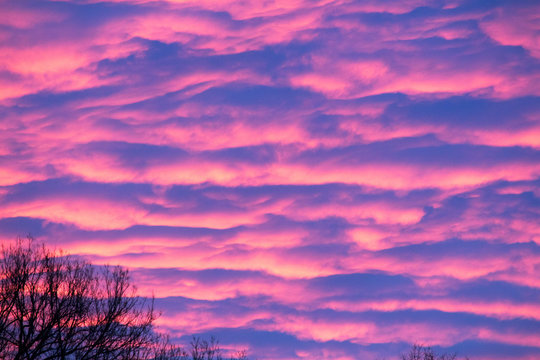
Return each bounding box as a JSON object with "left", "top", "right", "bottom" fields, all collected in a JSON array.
[
  {"left": 402, "top": 344, "right": 469, "bottom": 360},
  {"left": 2, "top": 238, "right": 472, "bottom": 360},
  {"left": 0, "top": 238, "right": 247, "bottom": 360}
]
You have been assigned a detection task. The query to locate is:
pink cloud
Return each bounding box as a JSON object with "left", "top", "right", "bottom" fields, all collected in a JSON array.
[
  {"left": 481, "top": 3, "right": 540, "bottom": 59},
  {"left": 1, "top": 0, "right": 539, "bottom": 358}
]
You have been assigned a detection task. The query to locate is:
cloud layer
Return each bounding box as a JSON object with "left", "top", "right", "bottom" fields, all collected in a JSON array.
[{"left": 1, "top": 0, "right": 539, "bottom": 359}]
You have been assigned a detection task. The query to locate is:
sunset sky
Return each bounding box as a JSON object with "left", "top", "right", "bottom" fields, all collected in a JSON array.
[{"left": 1, "top": 0, "right": 540, "bottom": 359}]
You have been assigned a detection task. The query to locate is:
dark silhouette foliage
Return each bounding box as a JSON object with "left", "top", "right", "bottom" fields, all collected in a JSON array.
[
  {"left": 0, "top": 238, "right": 247, "bottom": 360},
  {"left": 402, "top": 344, "right": 469, "bottom": 360},
  {"left": 1, "top": 237, "right": 472, "bottom": 360}
]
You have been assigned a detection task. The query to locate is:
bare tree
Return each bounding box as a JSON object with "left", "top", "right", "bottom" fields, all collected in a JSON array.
[
  {"left": 402, "top": 344, "right": 468, "bottom": 360},
  {"left": 189, "top": 336, "right": 247, "bottom": 360},
  {"left": 0, "top": 237, "right": 159, "bottom": 359},
  {"left": 0, "top": 238, "right": 247, "bottom": 360}
]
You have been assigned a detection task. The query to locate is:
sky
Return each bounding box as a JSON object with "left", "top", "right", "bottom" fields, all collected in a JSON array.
[{"left": 0, "top": 0, "right": 539, "bottom": 359}]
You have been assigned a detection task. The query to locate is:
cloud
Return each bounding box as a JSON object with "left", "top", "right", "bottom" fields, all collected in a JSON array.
[{"left": 1, "top": 0, "right": 540, "bottom": 358}]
